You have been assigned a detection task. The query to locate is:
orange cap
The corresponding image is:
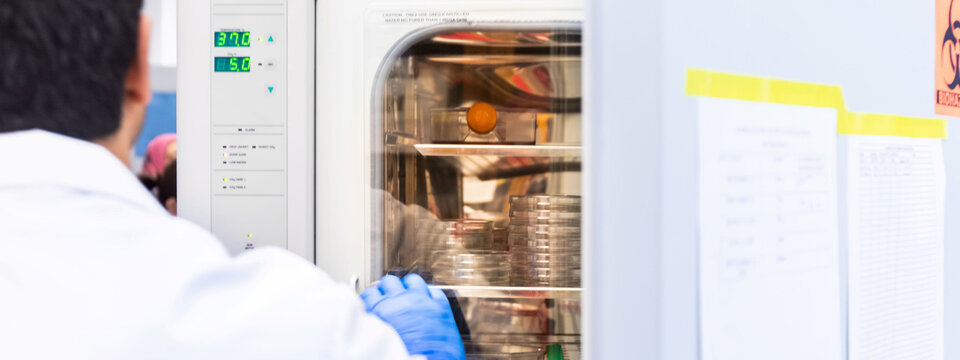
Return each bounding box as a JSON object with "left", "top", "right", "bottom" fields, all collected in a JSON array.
[{"left": 467, "top": 102, "right": 498, "bottom": 134}]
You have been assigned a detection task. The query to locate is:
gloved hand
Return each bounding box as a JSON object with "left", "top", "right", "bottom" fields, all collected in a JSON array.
[{"left": 361, "top": 274, "right": 465, "bottom": 360}]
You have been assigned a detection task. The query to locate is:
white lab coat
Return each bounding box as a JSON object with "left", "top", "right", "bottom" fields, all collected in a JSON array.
[{"left": 0, "top": 130, "right": 413, "bottom": 359}]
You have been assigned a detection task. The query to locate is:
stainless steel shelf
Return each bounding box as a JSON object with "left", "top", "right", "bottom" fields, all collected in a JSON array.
[
  {"left": 433, "top": 285, "right": 582, "bottom": 300},
  {"left": 414, "top": 144, "right": 582, "bottom": 158}
]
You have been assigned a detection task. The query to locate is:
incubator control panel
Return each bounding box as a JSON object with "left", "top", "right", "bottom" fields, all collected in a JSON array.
[{"left": 210, "top": 0, "right": 287, "bottom": 254}]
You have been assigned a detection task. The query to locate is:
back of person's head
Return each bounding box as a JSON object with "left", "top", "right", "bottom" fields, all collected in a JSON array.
[
  {"left": 157, "top": 160, "right": 177, "bottom": 215},
  {"left": 0, "top": 0, "right": 145, "bottom": 140}
]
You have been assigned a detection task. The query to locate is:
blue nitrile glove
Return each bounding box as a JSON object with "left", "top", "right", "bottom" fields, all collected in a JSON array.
[{"left": 361, "top": 274, "right": 466, "bottom": 360}]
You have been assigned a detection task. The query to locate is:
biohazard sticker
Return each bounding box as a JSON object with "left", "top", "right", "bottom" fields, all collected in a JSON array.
[{"left": 937, "top": 0, "right": 960, "bottom": 116}]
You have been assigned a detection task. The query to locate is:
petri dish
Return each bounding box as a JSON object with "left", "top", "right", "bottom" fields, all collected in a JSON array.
[
  {"left": 420, "top": 219, "right": 495, "bottom": 235},
  {"left": 510, "top": 253, "right": 581, "bottom": 265},
  {"left": 418, "top": 220, "right": 496, "bottom": 257},
  {"left": 520, "top": 267, "right": 581, "bottom": 287},
  {"left": 430, "top": 250, "right": 511, "bottom": 270},
  {"left": 508, "top": 231, "right": 582, "bottom": 243},
  {"left": 422, "top": 233, "right": 495, "bottom": 250},
  {"left": 433, "top": 268, "right": 511, "bottom": 286},
  {"left": 507, "top": 224, "right": 582, "bottom": 235},
  {"left": 510, "top": 195, "right": 582, "bottom": 212},
  {"left": 509, "top": 210, "right": 582, "bottom": 226},
  {"left": 464, "top": 343, "right": 544, "bottom": 360}
]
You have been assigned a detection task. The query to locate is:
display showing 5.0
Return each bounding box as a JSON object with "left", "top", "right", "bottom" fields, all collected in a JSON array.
[
  {"left": 215, "top": 32, "right": 251, "bottom": 47},
  {"left": 214, "top": 57, "right": 251, "bottom": 73}
]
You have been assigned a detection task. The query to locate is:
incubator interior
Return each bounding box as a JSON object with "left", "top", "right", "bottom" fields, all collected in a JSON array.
[{"left": 374, "top": 25, "right": 583, "bottom": 359}]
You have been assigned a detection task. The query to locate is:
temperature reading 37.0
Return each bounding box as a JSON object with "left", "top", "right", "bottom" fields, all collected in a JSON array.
[
  {"left": 214, "top": 57, "right": 251, "bottom": 72},
  {"left": 215, "top": 31, "right": 251, "bottom": 47}
]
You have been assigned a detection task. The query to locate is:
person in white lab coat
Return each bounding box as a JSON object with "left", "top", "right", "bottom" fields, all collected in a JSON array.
[{"left": 0, "top": 1, "right": 464, "bottom": 359}]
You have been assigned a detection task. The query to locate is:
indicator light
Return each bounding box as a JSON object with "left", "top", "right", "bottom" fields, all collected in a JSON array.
[{"left": 247, "top": 234, "right": 254, "bottom": 238}]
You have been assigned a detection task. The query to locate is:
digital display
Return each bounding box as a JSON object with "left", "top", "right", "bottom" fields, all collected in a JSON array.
[
  {"left": 214, "top": 57, "right": 251, "bottom": 72},
  {"left": 215, "top": 32, "right": 251, "bottom": 47}
]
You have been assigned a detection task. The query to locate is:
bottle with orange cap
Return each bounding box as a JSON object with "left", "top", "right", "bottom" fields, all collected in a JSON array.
[{"left": 430, "top": 102, "right": 538, "bottom": 145}]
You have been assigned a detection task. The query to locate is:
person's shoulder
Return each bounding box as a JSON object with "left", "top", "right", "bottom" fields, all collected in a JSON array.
[
  {"left": 157, "top": 218, "right": 330, "bottom": 284},
  {"left": 229, "top": 246, "right": 336, "bottom": 285},
  {"left": 149, "top": 215, "right": 231, "bottom": 259}
]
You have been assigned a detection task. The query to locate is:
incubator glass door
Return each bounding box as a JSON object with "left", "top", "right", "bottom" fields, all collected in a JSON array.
[{"left": 372, "top": 24, "right": 582, "bottom": 359}]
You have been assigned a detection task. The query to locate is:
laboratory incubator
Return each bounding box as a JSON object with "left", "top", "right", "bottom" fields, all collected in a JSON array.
[{"left": 179, "top": 1, "right": 584, "bottom": 358}]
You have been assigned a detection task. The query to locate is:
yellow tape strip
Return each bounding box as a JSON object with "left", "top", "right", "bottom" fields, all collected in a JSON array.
[
  {"left": 840, "top": 113, "right": 948, "bottom": 139},
  {"left": 686, "top": 68, "right": 947, "bottom": 139},
  {"left": 685, "top": 68, "right": 845, "bottom": 110}
]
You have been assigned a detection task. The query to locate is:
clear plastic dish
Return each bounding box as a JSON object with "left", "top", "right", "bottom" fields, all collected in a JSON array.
[
  {"left": 421, "top": 233, "right": 495, "bottom": 250},
  {"left": 509, "top": 232, "right": 582, "bottom": 241},
  {"left": 511, "top": 253, "right": 581, "bottom": 266},
  {"left": 420, "top": 219, "right": 495, "bottom": 235},
  {"left": 508, "top": 230, "right": 582, "bottom": 242},
  {"left": 509, "top": 241, "right": 581, "bottom": 255},
  {"left": 510, "top": 195, "right": 582, "bottom": 211},
  {"left": 429, "top": 250, "right": 512, "bottom": 286},
  {"left": 527, "top": 267, "right": 581, "bottom": 278},
  {"left": 511, "top": 266, "right": 581, "bottom": 287},
  {"left": 507, "top": 224, "right": 582, "bottom": 235},
  {"left": 508, "top": 210, "right": 582, "bottom": 226},
  {"left": 430, "top": 250, "right": 511, "bottom": 269},
  {"left": 528, "top": 268, "right": 581, "bottom": 287},
  {"left": 464, "top": 343, "right": 544, "bottom": 360},
  {"left": 418, "top": 220, "right": 496, "bottom": 258},
  {"left": 433, "top": 268, "right": 511, "bottom": 286}
]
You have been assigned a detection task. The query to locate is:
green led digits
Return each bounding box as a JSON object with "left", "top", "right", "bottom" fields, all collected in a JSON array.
[
  {"left": 214, "top": 57, "right": 251, "bottom": 73},
  {"left": 214, "top": 32, "right": 251, "bottom": 47}
]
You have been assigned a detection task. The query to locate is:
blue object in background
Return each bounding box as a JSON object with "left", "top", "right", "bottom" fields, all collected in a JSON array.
[{"left": 135, "top": 92, "right": 177, "bottom": 157}]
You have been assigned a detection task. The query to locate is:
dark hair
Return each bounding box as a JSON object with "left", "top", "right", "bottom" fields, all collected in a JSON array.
[
  {"left": 0, "top": 0, "right": 144, "bottom": 140},
  {"left": 157, "top": 160, "right": 176, "bottom": 205}
]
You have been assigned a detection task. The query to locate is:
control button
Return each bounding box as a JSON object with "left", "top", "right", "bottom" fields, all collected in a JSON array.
[
  {"left": 264, "top": 34, "right": 277, "bottom": 45},
  {"left": 265, "top": 85, "right": 277, "bottom": 95},
  {"left": 265, "top": 58, "right": 277, "bottom": 70}
]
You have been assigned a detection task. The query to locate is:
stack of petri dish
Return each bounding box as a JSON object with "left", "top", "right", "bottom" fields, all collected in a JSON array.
[
  {"left": 430, "top": 250, "right": 511, "bottom": 286},
  {"left": 463, "top": 343, "right": 545, "bottom": 360},
  {"left": 508, "top": 195, "right": 582, "bottom": 287},
  {"left": 418, "top": 220, "right": 510, "bottom": 286}
]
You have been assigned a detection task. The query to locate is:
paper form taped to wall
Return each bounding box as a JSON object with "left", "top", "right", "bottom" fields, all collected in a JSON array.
[
  {"left": 698, "top": 97, "right": 842, "bottom": 360},
  {"left": 844, "top": 134, "right": 945, "bottom": 360}
]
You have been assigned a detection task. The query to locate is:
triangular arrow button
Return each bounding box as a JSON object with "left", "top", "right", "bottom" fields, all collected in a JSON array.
[
  {"left": 268, "top": 87, "right": 275, "bottom": 93},
  {"left": 268, "top": 36, "right": 274, "bottom": 42}
]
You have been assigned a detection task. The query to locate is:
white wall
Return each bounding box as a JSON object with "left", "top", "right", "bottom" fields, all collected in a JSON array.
[
  {"left": 585, "top": 0, "right": 662, "bottom": 358},
  {"left": 143, "top": 0, "right": 178, "bottom": 92},
  {"left": 591, "top": 0, "right": 952, "bottom": 358},
  {"left": 660, "top": 2, "right": 946, "bottom": 359},
  {"left": 143, "top": 0, "right": 177, "bottom": 68}
]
